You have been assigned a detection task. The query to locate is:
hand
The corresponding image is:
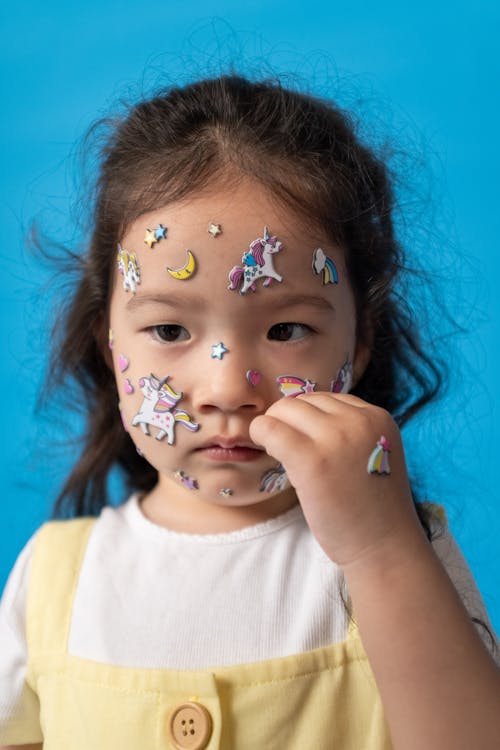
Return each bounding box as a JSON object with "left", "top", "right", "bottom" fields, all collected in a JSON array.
[{"left": 250, "top": 392, "right": 423, "bottom": 567}]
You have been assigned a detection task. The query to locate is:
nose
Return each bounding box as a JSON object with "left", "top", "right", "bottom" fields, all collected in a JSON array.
[{"left": 191, "top": 349, "right": 267, "bottom": 415}]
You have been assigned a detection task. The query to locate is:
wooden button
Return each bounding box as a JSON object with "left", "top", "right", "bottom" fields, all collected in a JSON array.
[{"left": 168, "top": 701, "right": 213, "bottom": 750}]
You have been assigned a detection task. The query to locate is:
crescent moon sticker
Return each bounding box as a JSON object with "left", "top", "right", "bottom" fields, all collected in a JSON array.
[{"left": 166, "top": 250, "right": 196, "bottom": 280}]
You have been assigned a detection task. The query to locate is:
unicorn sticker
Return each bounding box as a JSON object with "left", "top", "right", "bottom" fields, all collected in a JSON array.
[
  {"left": 117, "top": 244, "right": 141, "bottom": 294},
  {"left": 330, "top": 360, "right": 353, "bottom": 394},
  {"left": 174, "top": 469, "right": 199, "bottom": 490},
  {"left": 228, "top": 226, "right": 283, "bottom": 294},
  {"left": 259, "top": 463, "right": 289, "bottom": 493},
  {"left": 132, "top": 374, "right": 199, "bottom": 444}
]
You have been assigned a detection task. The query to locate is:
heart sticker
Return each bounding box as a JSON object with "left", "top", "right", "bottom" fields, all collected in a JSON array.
[
  {"left": 124, "top": 379, "right": 134, "bottom": 395},
  {"left": 118, "top": 354, "right": 129, "bottom": 372},
  {"left": 246, "top": 370, "right": 261, "bottom": 387}
]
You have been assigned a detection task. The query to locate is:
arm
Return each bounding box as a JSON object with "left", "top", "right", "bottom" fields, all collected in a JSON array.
[
  {"left": 343, "top": 524, "right": 500, "bottom": 749},
  {"left": 0, "top": 537, "right": 43, "bottom": 749},
  {"left": 250, "top": 393, "right": 500, "bottom": 749}
]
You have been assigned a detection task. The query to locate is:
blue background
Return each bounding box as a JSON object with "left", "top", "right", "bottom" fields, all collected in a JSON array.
[{"left": 1, "top": 2, "right": 499, "bottom": 631}]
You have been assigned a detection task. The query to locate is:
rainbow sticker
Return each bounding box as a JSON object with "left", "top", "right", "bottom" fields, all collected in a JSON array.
[
  {"left": 312, "top": 247, "right": 338, "bottom": 285},
  {"left": 277, "top": 375, "right": 317, "bottom": 398},
  {"left": 367, "top": 435, "right": 391, "bottom": 475}
]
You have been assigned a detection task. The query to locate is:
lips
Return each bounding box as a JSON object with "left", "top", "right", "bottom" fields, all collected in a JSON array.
[{"left": 195, "top": 436, "right": 264, "bottom": 462}]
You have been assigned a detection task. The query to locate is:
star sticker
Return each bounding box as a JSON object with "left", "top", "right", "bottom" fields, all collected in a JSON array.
[
  {"left": 155, "top": 224, "right": 168, "bottom": 240},
  {"left": 219, "top": 488, "right": 233, "bottom": 497},
  {"left": 208, "top": 222, "right": 222, "bottom": 238},
  {"left": 302, "top": 380, "right": 316, "bottom": 393},
  {"left": 211, "top": 342, "right": 229, "bottom": 360},
  {"left": 144, "top": 228, "right": 157, "bottom": 248}
]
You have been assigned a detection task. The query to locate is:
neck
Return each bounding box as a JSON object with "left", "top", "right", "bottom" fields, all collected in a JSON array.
[{"left": 139, "top": 479, "right": 299, "bottom": 534}]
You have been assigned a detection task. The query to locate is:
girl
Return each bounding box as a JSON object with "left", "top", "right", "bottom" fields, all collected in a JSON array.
[{"left": 1, "top": 75, "right": 499, "bottom": 750}]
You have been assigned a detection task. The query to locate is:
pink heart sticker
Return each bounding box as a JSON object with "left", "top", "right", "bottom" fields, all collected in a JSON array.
[
  {"left": 118, "top": 405, "right": 129, "bottom": 432},
  {"left": 124, "top": 379, "right": 134, "bottom": 395},
  {"left": 246, "top": 370, "right": 261, "bottom": 387},
  {"left": 118, "top": 354, "right": 129, "bottom": 372}
]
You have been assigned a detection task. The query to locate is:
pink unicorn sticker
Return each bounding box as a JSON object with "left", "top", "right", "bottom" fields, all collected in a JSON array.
[
  {"left": 228, "top": 226, "right": 283, "bottom": 294},
  {"left": 132, "top": 374, "right": 199, "bottom": 444}
]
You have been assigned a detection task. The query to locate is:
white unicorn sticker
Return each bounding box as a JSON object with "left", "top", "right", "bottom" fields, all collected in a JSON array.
[
  {"left": 117, "top": 244, "right": 141, "bottom": 294},
  {"left": 132, "top": 374, "right": 199, "bottom": 444},
  {"left": 259, "top": 463, "right": 289, "bottom": 493},
  {"left": 228, "top": 226, "right": 283, "bottom": 295},
  {"left": 330, "top": 359, "right": 353, "bottom": 394}
]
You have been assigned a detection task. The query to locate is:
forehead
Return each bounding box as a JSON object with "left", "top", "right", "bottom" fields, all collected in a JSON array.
[{"left": 115, "top": 180, "right": 349, "bottom": 305}]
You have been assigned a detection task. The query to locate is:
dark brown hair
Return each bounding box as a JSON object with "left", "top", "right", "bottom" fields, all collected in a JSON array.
[{"left": 49, "top": 74, "right": 444, "bottom": 523}]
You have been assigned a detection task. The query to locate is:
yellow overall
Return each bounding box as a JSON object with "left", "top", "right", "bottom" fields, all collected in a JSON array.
[{"left": 14, "top": 518, "right": 393, "bottom": 749}]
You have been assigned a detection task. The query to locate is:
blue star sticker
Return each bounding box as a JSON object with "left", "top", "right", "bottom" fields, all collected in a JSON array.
[
  {"left": 154, "top": 224, "right": 168, "bottom": 240},
  {"left": 211, "top": 342, "right": 229, "bottom": 360}
]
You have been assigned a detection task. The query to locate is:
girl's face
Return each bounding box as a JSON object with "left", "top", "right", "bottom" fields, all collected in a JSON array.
[{"left": 109, "top": 178, "right": 369, "bottom": 528}]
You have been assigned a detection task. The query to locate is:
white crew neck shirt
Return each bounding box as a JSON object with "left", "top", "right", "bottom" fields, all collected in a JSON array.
[
  {"left": 69, "top": 495, "right": 349, "bottom": 669},
  {"left": 1, "top": 493, "right": 498, "bottom": 724}
]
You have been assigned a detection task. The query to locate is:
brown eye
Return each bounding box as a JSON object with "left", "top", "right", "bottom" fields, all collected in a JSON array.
[
  {"left": 268, "top": 323, "right": 312, "bottom": 342},
  {"left": 151, "top": 324, "right": 189, "bottom": 343}
]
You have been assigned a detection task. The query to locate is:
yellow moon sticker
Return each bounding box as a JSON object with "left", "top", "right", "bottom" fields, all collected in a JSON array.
[{"left": 166, "top": 250, "right": 196, "bottom": 280}]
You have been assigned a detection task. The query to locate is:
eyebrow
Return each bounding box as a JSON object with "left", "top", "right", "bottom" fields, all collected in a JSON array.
[
  {"left": 268, "top": 294, "right": 336, "bottom": 313},
  {"left": 125, "top": 291, "right": 335, "bottom": 314},
  {"left": 125, "top": 291, "right": 208, "bottom": 312}
]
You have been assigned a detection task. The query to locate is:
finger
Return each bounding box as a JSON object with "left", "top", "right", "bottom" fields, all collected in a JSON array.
[
  {"left": 251, "top": 396, "right": 358, "bottom": 462},
  {"left": 263, "top": 394, "right": 393, "bottom": 449},
  {"left": 268, "top": 392, "right": 371, "bottom": 421},
  {"left": 295, "top": 391, "right": 372, "bottom": 412},
  {"left": 249, "top": 413, "right": 316, "bottom": 465},
  {"left": 265, "top": 392, "right": 363, "bottom": 434},
  {"left": 263, "top": 398, "right": 334, "bottom": 441},
  {"left": 316, "top": 392, "right": 371, "bottom": 409}
]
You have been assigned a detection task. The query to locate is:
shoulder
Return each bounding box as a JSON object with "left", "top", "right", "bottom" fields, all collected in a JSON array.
[
  {"left": 1, "top": 497, "right": 136, "bottom": 617},
  {"left": 0, "top": 517, "right": 96, "bottom": 630},
  {"left": 417, "top": 501, "right": 447, "bottom": 535},
  {"left": 30, "top": 496, "right": 140, "bottom": 559},
  {"left": 0, "top": 533, "right": 37, "bottom": 622},
  {"left": 0, "top": 534, "right": 40, "bottom": 740},
  {"left": 33, "top": 516, "right": 96, "bottom": 554},
  {"left": 421, "top": 502, "right": 482, "bottom": 597}
]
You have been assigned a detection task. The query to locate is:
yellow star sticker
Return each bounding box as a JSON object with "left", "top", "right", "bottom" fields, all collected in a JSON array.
[{"left": 144, "top": 228, "right": 157, "bottom": 248}]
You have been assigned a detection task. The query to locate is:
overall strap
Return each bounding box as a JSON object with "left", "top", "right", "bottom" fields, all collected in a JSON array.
[{"left": 26, "top": 517, "right": 96, "bottom": 657}]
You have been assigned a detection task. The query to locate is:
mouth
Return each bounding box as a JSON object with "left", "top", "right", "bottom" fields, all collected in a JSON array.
[{"left": 195, "top": 436, "right": 265, "bottom": 463}]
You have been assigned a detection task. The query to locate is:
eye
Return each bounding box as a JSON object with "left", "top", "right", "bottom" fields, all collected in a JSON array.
[
  {"left": 267, "top": 322, "right": 312, "bottom": 342},
  {"left": 149, "top": 324, "right": 190, "bottom": 343}
]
